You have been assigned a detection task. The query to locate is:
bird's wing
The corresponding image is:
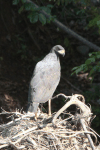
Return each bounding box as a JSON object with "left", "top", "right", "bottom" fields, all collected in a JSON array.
[{"left": 29, "top": 60, "right": 60, "bottom": 103}]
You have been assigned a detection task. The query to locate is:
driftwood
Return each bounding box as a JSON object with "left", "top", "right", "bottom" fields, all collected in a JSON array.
[
  {"left": 0, "top": 94, "right": 100, "bottom": 150},
  {"left": 26, "top": 0, "right": 100, "bottom": 52}
]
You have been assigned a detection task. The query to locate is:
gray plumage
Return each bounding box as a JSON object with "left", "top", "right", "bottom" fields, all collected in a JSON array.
[{"left": 26, "top": 45, "right": 65, "bottom": 113}]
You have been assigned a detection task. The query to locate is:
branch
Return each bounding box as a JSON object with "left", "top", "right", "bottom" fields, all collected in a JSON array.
[
  {"left": 27, "top": 0, "right": 100, "bottom": 52},
  {"left": 52, "top": 94, "right": 96, "bottom": 150},
  {"left": 80, "top": 119, "right": 95, "bottom": 150},
  {"left": 52, "top": 94, "right": 88, "bottom": 125},
  {"left": 51, "top": 93, "right": 71, "bottom": 100},
  {"left": 0, "top": 94, "right": 99, "bottom": 149}
]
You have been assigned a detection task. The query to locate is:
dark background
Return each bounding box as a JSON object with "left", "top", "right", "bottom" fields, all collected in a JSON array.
[{"left": 0, "top": 0, "right": 100, "bottom": 135}]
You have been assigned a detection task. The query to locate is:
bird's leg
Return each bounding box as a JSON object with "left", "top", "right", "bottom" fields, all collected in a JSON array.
[
  {"left": 48, "top": 99, "right": 51, "bottom": 116},
  {"left": 35, "top": 112, "right": 37, "bottom": 120},
  {"left": 33, "top": 102, "right": 39, "bottom": 120}
]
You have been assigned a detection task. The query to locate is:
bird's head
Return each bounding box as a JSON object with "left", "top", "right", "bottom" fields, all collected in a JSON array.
[{"left": 51, "top": 45, "right": 65, "bottom": 57}]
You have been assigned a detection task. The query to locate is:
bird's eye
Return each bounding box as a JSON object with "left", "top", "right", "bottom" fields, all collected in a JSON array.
[{"left": 57, "top": 48, "right": 61, "bottom": 51}]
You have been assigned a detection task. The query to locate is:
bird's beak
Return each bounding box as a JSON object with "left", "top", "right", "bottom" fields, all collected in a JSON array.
[{"left": 58, "top": 49, "right": 65, "bottom": 57}]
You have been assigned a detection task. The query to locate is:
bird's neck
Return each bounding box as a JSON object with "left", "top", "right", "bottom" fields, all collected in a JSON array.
[{"left": 51, "top": 50, "right": 58, "bottom": 57}]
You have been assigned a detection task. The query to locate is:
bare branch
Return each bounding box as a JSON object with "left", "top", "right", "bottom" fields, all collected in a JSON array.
[{"left": 0, "top": 93, "right": 99, "bottom": 149}]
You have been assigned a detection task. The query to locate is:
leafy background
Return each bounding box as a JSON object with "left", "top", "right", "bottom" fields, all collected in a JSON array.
[{"left": 0, "top": 0, "right": 100, "bottom": 135}]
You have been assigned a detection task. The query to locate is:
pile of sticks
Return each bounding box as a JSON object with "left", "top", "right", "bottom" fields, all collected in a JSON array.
[{"left": 0, "top": 94, "right": 100, "bottom": 150}]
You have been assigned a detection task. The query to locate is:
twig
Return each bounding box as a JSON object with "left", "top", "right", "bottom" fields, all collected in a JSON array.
[
  {"left": 53, "top": 140, "right": 58, "bottom": 150},
  {"left": 0, "top": 144, "right": 8, "bottom": 149},
  {"left": 26, "top": 137, "right": 37, "bottom": 147},
  {"left": 57, "top": 116, "right": 73, "bottom": 125},
  {"left": 52, "top": 94, "right": 89, "bottom": 125},
  {"left": 80, "top": 119, "right": 95, "bottom": 150},
  {"left": 0, "top": 94, "right": 98, "bottom": 149},
  {"left": 51, "top": 93, "right": 71, "bottom": 100},
  {"left": 0, "top": 111, "right": 23, "bottom": 116},
  {"left": 86, "top": 126, "right": 100, "bottom": 138},
  {"left": 9, "top": 141, "right": 25, "bottom": 150},
  {"left": 12, "top": 126, "right": 37, "bottom": 140},
  {"left": 55, "top": 131, "right": 97, "bottom": 139},
  {"left": 0, "top": 112, "right": 35, "bottom": 131}
]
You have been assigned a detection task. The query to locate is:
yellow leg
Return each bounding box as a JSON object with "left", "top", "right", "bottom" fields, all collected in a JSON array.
[
  {"left": 48, "top": 99, "right": 51, "bottom": 116},
  {"left": 35, "top": 112, "right": 37, "bottom": 120}
]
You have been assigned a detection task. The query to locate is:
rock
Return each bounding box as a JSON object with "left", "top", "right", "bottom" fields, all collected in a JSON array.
[{"left": 76, "top": 45, "right": 90, "bottom": 55}]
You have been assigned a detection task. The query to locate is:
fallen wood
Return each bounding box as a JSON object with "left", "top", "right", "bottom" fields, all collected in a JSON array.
[{"left": 0, "top": 94, "right": 100, "bottom": 150}]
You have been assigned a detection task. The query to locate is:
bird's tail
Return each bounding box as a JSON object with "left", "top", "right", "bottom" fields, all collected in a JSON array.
[{"left": 26, "top": 102, "right": 39, "bottom": 113}]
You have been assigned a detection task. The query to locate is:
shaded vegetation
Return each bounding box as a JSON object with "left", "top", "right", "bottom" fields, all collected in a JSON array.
[{"left": 0, "top": 0, "right": 100, "bottom": 135}]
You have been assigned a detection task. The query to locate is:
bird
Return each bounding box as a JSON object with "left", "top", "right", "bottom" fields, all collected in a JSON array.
[{"left": 26, "top": 45, "right": 65, "bottom": 119}]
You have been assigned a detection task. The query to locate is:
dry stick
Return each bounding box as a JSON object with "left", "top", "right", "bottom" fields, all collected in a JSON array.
[
  {"left": 55, "top": 131, "right": 97, "bottom": 140},
  {"left": 0, "top": 130, "right": 96, "bottom": 145},
  {"left": 26, "top": 137, "right": 37, "bottom": 147},
  {"left": 52, "top": 94, "right": 95, "bottom": 149},
  {"left": 0, "top": 144, "right": 8, "bottom": 149},
  {"left": 12, "top": 126, "right": 37, "bottom": 140},
  {"left": 51, "top": 93, "right": 71, "bottom": 100},
  {"left": 0, "top": 126, "right": 38, "bottom": 148},
  {"left": 1, "top": 131, "right": 37, "bottom": 149},
  {"left": 80, "top": 119, "right": 95, "bottom": 150},
  {"left": 27, "top": 0, "right": 100, "bottom": 52},
  {"left": 0, "top": 139, "right": 25, "bottom": 149},
  {"left": 52, "top": 94, "right": 89, "bottom": 125},
  {"left": 86, "top": 126, "right": 100, "bottom": 138},
  {"left": 57, "top": 116, "right": 74, "bottom": 125},
  {"left": 9, "top": 141, "right": 25, "bottom": 150},
  {"left": 0, "top": 112, "right": 35, "bottom": 131}
]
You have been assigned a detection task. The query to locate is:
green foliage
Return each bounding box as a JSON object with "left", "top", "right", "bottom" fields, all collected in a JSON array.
[
  {"left": 13, "top": 0, "right": 54, "bottom": 25},
  {"left": 13, "top": 0, "right": 20, "bottom": 5},
  {"left": 26, "top": 4, "right": 55, "bottom": 25},
  {"left": 27, "top": 12, "right": 38, "bottom": 23},
  {"left": 21, "top": 0, "right": 27, "bottom": 3},
  {"left": 88, "top": 15, "right": 100, "bottom": 33},
  {"left": 13, "top": 0, "right": 100, "bottom": 35},
  {"left": 39, "top": 14, "right": 46, "bottom": 25},
  {"left": 64, "top": 38, "right": 72, "bottom": 51},
  {"left": 76, "top": 9, "right": 85, "bottom": 15},
  {"left": 84, "top": 85, "right": 100, "bottom": 130},
  {"left": 13, "top": 0, "right": 27, "bottom": 5},
  {"left": 49, "top": 0, "right": 87, "bottom": 6},
  {"left": 84, "top": 85, "right": 100, "bottom": 103},
  {"left": 72, "top": 52, "right": 100, "bottom": 79},
  {"left": 0, "top": 57, "right": 3, "bottom": 61},
  {"left": 64, "top": 38, "right": 70, "bottom": 47},
  {"left": 13, "top": 0, "right": 100, "bottom": 36}
]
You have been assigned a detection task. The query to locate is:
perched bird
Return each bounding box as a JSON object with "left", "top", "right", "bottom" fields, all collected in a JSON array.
[{"left": 26, "top": 45, "right": 65, "bottom": 118}]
